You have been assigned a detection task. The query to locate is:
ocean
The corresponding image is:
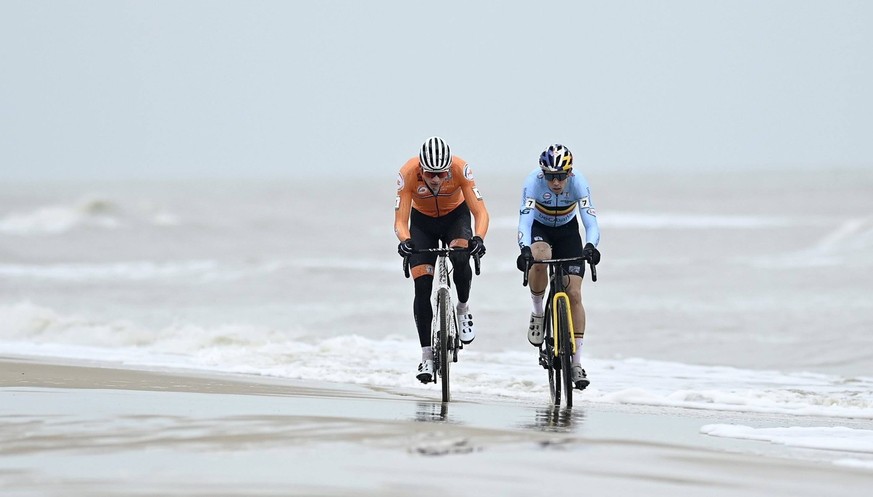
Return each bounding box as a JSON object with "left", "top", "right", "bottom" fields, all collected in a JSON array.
[{"left": 1, "top": 168, "right": 872, "bottom": 464}]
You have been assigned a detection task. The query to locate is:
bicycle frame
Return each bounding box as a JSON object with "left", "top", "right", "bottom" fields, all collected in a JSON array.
[
  {"left": 403, "top": 243, "right": 481, "bottom": 403},
  {"left": 523, "top": 254, "right": 596, "bottom": 408}
]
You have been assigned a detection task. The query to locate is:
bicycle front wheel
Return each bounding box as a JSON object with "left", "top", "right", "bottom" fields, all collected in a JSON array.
[
  {"left": 556, "top": 298, "right": 574, "bottom": 408},
  {"left": 437, "top": 288, "right": 451, "bottom": 403},
  {"left": 543, "top": 310, "right": 559, "bottom": 407}
]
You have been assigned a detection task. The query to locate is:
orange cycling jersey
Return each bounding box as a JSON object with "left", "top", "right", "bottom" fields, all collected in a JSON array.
[{"left": 394, "top": 155, "right": 490, "bottom": 241}]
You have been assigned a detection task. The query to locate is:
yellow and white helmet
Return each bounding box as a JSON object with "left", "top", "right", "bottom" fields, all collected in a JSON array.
[{"left": 539, "top": 144, "right": 573, "bottom": 172}]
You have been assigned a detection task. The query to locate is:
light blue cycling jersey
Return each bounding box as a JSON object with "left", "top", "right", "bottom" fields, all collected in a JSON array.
[{"left": 517, "top": 168, "right": 601, "bottom": 248}]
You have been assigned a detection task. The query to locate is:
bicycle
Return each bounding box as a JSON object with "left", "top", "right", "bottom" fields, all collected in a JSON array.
[
  {"left": 522, "top": 255, "right": 596, "bottom": 408},
  {"left": 404, "top": 243, "right": 480, "bottom": 402}
]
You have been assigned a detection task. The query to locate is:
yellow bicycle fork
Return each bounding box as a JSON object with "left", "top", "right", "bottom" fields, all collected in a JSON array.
[{"left": 551, "top": 292, "right": 576, "bottom": 357}]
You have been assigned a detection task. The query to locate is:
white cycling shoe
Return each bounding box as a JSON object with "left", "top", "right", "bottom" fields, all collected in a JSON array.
[
  {"left": 417, "top": 359, "right": 434, "bottom": 384},
  {"left": 458, "top": 307, "right": 475, "bottom": 344},
  {"left": 528, "top": 313, "right": 545, "bottom": 346},
  {"left": 572, "top": 364, "right": 590, "bottom": 390}
]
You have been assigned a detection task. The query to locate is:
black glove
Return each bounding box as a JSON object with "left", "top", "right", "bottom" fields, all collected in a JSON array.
[
  {"left": 583, "top": 243, "right": 601, "bottom": 265},
  {"left": 516, "top": 246, "right": 533, "bottom": 272},
  {"left": 398, "top": 239, "right": 415, "bottom": 258},
  {"left": 468, "top": 236, "right": 486, "bottom": 257}
]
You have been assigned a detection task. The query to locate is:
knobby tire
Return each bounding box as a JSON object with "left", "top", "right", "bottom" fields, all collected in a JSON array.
[
  {"left": 437, "top": 288, "right": 451, "bottom": 403},
  {"left": 544, "top": 304, "right": 559, "bottom": 407},
  {"left": 557, "top": 298, "right": 574, "bottom": 408}
]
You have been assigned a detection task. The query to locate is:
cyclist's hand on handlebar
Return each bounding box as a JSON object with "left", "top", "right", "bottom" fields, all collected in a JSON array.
[
  {"left": 468, "top": 236, "right": 486, "bottom": 257},
  {"left": 516, "top": 246, "right": 533, "bottom": 272},
  {"left": 398, "top": 239, "right": 415, "bottom": 258},
  {"left": 583, "top": 243, "right": 601, "bottom": 265}
]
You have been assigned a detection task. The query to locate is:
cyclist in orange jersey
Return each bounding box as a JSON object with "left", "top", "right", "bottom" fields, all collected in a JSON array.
[{"left": 395, "top": 136, "right": 490, "bottom": 383}]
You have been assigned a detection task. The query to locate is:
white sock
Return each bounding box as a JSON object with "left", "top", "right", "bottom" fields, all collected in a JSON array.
[
  {"left": 531, "top": 293, "right": 544, "bottom": 316},
  {"left": 422, "top": 346, "right": 432, "bottom": 362},
  {"left": 572, "top": 339, "right": 583, "bottom": 365},
  {"left": 456, "top": 301, "right": 469, "bottom": 315}
]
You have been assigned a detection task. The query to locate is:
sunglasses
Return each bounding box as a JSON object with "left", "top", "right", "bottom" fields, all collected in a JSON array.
[
  {"left": 423, "top": 171, "right": 448, "bottom": 179},
  {"left": 544, "top": 172, "right": 569, "bottom": 182}
]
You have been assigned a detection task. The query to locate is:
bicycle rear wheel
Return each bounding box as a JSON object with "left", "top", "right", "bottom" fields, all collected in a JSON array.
[
  {"left": 547, "top": 347, "right": 559, "bottom": 406},
  {"left": 437, "top": 288, "right": 451, "bottom": 402},
  {"left": 556, "top": 298, "right": 574, "bottom": 408}
]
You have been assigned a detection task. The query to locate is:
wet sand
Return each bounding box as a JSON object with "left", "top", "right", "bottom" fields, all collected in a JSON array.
[{"left": 1, "top": 356, "right": 871, "bottom": 496}]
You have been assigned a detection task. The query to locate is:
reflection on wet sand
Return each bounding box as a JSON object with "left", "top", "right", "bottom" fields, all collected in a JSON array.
[
  {"left": 528, "top": 406, "right": 587, "bottom": 433},
  {"left": 412, "top": 399, "right": 586, "bottom": 439},
  {"left": 414, "top": 401, "right": 449, "bottom": 423}
]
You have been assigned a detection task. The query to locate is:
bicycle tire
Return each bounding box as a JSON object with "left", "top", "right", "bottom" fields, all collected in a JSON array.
[
  {"left": 547, "top": 349, "right": 558, "bottom": 406},
  {"left": 543, "top": 305, "right": 559, "bottom": 407},
  {"left": 437, "top": 287, "right": 451, "bottom": 403},
  {"left": 556, "top": 298, "right": 574, "bottom": 408},
  {"left": 452, "top": 312, "right": 460, "bottom": 363}
]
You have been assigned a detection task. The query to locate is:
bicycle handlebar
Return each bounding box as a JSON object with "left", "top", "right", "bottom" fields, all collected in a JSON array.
[
  {"left": 522, "top": 256, "right": 597, "bottom": 287},
  {"left": 402, "top": 247, "right": 481, "bottom": 279}
]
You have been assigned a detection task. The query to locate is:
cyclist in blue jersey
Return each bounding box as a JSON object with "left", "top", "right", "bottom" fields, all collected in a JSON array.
[{"left": 517, "top": 144, "right": 601, "bottom": 389}]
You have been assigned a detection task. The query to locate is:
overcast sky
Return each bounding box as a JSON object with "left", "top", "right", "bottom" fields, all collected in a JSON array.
[{"left": 2, "top": 1, "right": 871, "bottom": 181}]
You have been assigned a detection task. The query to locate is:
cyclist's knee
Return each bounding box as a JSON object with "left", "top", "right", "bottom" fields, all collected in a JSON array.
[
  {"left": 565, "top": 285, "right": 584, "bottom": 305},
  {"left": 448, "top": 250, "right": 470, "bottom": 269},
  {"left": 448, "top": 238, "right": 469, "bottom": 250},
  {"left": 531, "top": 241, "right": 551, "bottom": 260},
  {"left": 566, "top": 288, "right": 583, "bottom": 303}
]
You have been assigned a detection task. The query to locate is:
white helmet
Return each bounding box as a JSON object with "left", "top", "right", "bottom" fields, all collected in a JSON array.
[{"left": 419, "top": 136, "right": 452, "bottom": 172}]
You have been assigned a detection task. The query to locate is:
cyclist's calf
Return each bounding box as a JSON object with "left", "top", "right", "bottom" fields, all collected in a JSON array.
[
  {"left": 413, "top": 274, "right": 435, "bottom": 346},
  {"left": 565, "top": 274, "right": 586, "bottom": 340}
]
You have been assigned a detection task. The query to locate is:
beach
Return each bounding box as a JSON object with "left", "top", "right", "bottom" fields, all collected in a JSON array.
[
  {"left": 2, "top": 356, "right": 871, "bottom": 497},
  {"left": 4, "top": 2, "right": 873, "bottom": 494},
  {"left": 2, "top": 172, "right": 873, "bottom": 495}
]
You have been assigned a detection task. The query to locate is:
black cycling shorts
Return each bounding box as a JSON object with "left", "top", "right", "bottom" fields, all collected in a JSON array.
[
  {"left": 408, "top": 204, "right": 473, "bottom": 268},
  {"left": 530, "top": 217, "right": 586, "bottom": 277}
]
